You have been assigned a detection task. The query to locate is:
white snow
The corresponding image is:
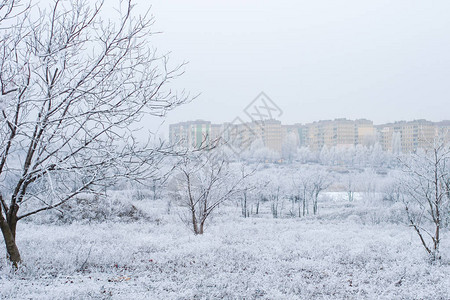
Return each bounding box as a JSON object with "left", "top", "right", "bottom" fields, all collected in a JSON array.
[{"left": 1, "top": 197, "right": 449, "bottom": 299}]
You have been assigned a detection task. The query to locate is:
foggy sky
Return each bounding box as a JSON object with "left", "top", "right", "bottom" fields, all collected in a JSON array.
[{"left": 139, "top": 0, "right": 450, "bottom": 134}]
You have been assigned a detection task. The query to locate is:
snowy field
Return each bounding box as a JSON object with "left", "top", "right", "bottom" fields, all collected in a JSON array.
[{"left": 1, "top": 196, "right": 449, "bottom": 300}]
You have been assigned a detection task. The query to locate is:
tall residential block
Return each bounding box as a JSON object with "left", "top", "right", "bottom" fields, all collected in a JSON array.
[
  {"left": 222, "top": 119, "right": 283, "bottom": 152},
  {"left": 376, "top": 119, "right": 441, "bottom": 153},
  {"left": 169, "top": 118, "right": 448, "bottom": 154},
  {"left": 169, "top": 120, "right": 212, "bottom": 149},
  {"left": 294, "top": 118, "right": 376, "bottom": 151}
]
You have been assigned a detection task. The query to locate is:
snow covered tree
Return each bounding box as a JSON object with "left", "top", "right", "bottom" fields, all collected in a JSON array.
[
  {"left": 319, "top": 145, "right": 331, "bottom": 165},
  {"left": 281, "top": 132, "right": 297, "bottom": 163},
  {"left": 267, "top": 174, "right": 283, "bottom": 218},
  {"left": 291, "top": 165, "right": 331, "bottom": 216},
  {"left": 343, "top": 172, "right": 357, "bottom": 202},
  {"left": 309, "top": 169, "right": 331, "bottom": 215},
  {"left": 358, "top": 169, "right": 380, "bottom": 202},
  {"left": 392, "top": 132, "right": 402, "bottom": 154},
  {"left": 381, "top": 170, "right": 403, "bottom": 203},
  {"left": 239, "top": 172, "right": 262, "bottom": 218},
  {"left": 297, "top": 147, "right": 315, "bottom": 164},
  {"left": 0, "top": 0, "right": 189, "bottom": 266},
  {"left": 401, "top": 137, "right": 449, "bottom": 261},
  {"left": 291, "top": 170, "right": 311, "bottom": 217},
  {"left": 369, "top": 143, "right": 385, "bottom": 167},
  {"left": 172, "top": 151, "right": 252, "bottom": 234}
]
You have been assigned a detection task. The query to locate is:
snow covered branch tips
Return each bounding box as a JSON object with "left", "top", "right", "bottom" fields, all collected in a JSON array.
[{"left": 0, "top": 0, "right": 188, "bottom": 266}]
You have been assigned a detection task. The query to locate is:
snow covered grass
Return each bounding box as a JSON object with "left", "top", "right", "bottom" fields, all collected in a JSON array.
[{"left": 1, "top": 198, "right": 449, "bottom": 299}]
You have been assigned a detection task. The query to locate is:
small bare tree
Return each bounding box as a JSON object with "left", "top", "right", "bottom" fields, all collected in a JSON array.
[
  {"left": 292, "top": 167, "right": 330, "bottom": 216},
  {"left": 247, "top": 174, "right": 269, "bottom": 216},
  {"left": 401, "top": 137, "right": 449, "bottom": 261},
  {"left": 310, "top": 170, "right": 330, "bottom": 215},
  {"left": 292, "top": 171, "right": 311, "bottom": 217},
  {"left": 172, "top": 152, "right": 252, "bottom": 235},
  {"left": 0, "top": 0, "right": 189, "bottom": 266},
  {"left": 240, "top": 175, "right": 259, "bottom": 218},
  {"left": 343, "top": 172, "right": 357, "bottom": 202}
]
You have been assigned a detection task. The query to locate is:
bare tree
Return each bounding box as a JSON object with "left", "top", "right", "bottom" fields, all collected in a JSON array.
[
  {"left": 292, "top": 171, "right": 311, "bottom": 217},
  {"left": 259, "top": 171, "right": 282, "bottom": 218},
  {"left": 401, "top": 138, "right": 449, "bottom": 261},
  {"left": 246, "top": 173, "right": 269, "bottom": 216},
  {"left": 342, "top": 171, "right": 358, "bottom": 202},
  {"left": 0, "top": 0, "right": 189, "bottom": 266},
  {"left": 381, "top": 170, "right": 403, "bottom": 203},
  {"left": 270, "top": 186, "right": 282, "bottom": 219},
  {"left": 281, "top": 132, "right": 297, "bottom": 163},
  {"left": 239, "top": 175, "right": 259, "bottom": 218},
  {"left": 310, "top": 170, "right": 330, "bottom": 215},
  {"left": 172, "top": 152, "right": 252, "bottom": 235},
  {"left": 291, "top": 166, "right": 330, "bottom": 216}
]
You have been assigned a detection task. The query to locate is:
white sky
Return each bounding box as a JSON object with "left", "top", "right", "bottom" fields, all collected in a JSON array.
[{"left": 136, "top": 0, "right": 450, "bottom": 135}]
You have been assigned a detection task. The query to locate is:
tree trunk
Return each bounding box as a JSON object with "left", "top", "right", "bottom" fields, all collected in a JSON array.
[
  {"left": 191, "top": 209, "right": 199, "bottom": 235},
  {"left": 271, "top": 201, "right": 278, "bottom": 218},
  {"left": 313, "top": 192, "right": 320, "bottom": 215},
  {"left": 199, "top": 221, "right": 204, "bottom": 235},
  {"left": 302, "top": 198, "right": 306, "bottom": 217},
  {"left": 242, "top": 192, "right": 247, "bottom": 218},
  {"left": 313, "top": 196, "right": 317, "bottom": 215},
  {"left": 0, "top": 210, "right": 21, "bottom": 266},
  {"left": 290, "top": 197, "right": 295, "bottom": 217},
  {"left": 434, "top": 222, "right": 440, "bottom": 261},
  {"left": 302, "top": 189, "right": 307, "bottom": 216}
]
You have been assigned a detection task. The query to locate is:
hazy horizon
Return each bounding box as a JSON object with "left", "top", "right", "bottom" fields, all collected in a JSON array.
[{"left": 166, "top": 115, "right": 450, "bottom": 126}]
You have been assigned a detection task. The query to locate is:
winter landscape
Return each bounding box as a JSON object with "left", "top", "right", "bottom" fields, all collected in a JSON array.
[{"left": 1, "top": 0, "right": 450, "bottom": 299}]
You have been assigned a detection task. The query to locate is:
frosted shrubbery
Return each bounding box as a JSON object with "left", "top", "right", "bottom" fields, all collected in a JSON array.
[
  {"left": 1, "top": 200, "right": 449, "bottom": 299},
  {"left": 20, "top": 191, "right": 148, "bottom": 225},
  {"left": 342, "top": 202, "right": 408, "bottom": 225}
]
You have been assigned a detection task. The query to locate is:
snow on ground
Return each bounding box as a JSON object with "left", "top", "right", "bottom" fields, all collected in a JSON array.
[{"left": 1, "top": 197, "right": 449, "bottom": 299}]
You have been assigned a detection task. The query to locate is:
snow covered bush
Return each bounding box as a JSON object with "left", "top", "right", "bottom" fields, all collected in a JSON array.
[{"left": 20, "top": 192, "right": 147, "bottom": 224}]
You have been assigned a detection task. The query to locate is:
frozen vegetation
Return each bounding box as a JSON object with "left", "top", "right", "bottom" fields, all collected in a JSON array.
[
  {"left": 1, "top": 179, "right": 449, "bottom": 299},
  {"left": 1, "top": 133, "right": 450, "bottom": 299}
]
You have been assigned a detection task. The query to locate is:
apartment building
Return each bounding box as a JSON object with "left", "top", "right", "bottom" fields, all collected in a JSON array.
[
  {"left": 169, "top": 120, "right": 212, "bottom": 149},
  {"left": 435, "top": 120, "right": 450, "bottom": 141},
  {"left": 222, "top": 119, "right": 283, "bottom": 152},
  {"left": 170, "top": 119, "right": 283, "bottom": 152},
  {"left": 210, "top": 124, "right": 223, "bottom": 142},
  {"left": 281, "top": 124, "right": 302, "bottom": 146},
  {"left": 356, "top": 119, "right": 377, "bottom": 146},
  {"left": 376, "top": 119, "right": 438, "bottom": 153},
  {"left": 291, "top": 118, "right": 375, "bottom": 151},
  {"left": 169, "top": 118, "right": 448, "bottom": 153},
  {"left": 260, "top": 119, "right": 283, "bottom": 152}
]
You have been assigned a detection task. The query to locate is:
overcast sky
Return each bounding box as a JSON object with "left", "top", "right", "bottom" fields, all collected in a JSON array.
[{"left": 138, "top": 0, "right": 450, "bottom": 134}]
